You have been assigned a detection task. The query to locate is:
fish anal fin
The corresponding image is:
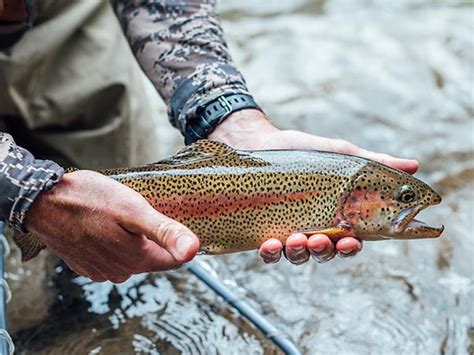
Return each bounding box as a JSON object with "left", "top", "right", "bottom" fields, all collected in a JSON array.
[{"left": 12, "top": 230, "right": 46, "bottom": 262}]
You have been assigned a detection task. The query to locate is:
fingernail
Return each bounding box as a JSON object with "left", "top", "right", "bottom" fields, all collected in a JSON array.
[
  {"left": 267, "top": 246, "right": 280, "bottom": 254},
  {"left": 338, "top": 248, "right": 357, "bottom": 258},
  {"left": 289, "top": 246, "right": 305, "bottom": 252},
  {"left": 260, "top": 251, "right": 280, "bottom": 263},
  {"left": 312, "top": 253, "right": 335, "bottom": 263},
  {"left": 176, "top": 234, "right": 195, "bottom": 259},
  {"left": 290, "top": 257, "right": 308, "bottom": 265},
  {"left": 313, "top": 244, "right": 326, "bottom": 253}
]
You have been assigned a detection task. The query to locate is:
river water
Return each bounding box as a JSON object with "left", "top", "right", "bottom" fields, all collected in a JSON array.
[{"left": 5, "top": 1, "right": 474, "bottom": 354}]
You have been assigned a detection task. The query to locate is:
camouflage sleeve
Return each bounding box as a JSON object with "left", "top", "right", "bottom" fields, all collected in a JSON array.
[
  {"left": 113, "top": 0, "right": 253, "bottom": 134},
  {"left": 0, "top": 133, "right": 64, "bottom": 232}
]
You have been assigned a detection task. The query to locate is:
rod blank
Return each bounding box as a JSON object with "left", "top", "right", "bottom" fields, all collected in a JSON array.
[{"left": 186, "top": 261, "right": 302, "bottom": 355}]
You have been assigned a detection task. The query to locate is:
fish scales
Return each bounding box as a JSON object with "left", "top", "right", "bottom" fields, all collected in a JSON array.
[
  {"left": 13, "top": 140, "right": 444, "bottom": 261},
  {"left": 106, "top": 154, "right": 362, "bottom": 254}
]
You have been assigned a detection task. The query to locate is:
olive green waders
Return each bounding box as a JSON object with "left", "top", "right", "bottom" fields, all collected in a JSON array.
[
  {"left": 0, "top": 0, "right": 163, "bottom": 170},
  {"left": 0, "top": 0, "right": 168, "bottom": 334}
]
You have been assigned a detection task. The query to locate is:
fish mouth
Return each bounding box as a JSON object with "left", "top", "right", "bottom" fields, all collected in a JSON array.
[{"left": 391, "top": 204, "right": 444, "bottom": 239}]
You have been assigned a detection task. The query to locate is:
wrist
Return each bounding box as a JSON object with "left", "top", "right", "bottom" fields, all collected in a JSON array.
[
  {"left": 25, "top": 172, "right": 73, "bottom": 234},
  {"left": 209, "top": 109, "right": 279, "bottom": 149}
]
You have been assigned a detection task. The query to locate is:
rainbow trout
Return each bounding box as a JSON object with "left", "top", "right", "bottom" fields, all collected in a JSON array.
[{"left": 15, "top": 140, "right": 444, "bottom": 261}]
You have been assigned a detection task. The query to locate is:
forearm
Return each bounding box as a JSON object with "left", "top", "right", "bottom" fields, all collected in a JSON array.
[
  {"left": 113, "top": 0, "right": 251, "bottom": 134},
  {"left": 0, "top": 133, "right": 64, "bottom": 232}
]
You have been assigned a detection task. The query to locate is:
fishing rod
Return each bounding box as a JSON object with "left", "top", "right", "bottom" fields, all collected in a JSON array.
[
  {"left": 186, "top": 261, "right": 302, "bottom": 355},
  {"left": 0, "top": 221, "right": 301, "bottom": 354}
]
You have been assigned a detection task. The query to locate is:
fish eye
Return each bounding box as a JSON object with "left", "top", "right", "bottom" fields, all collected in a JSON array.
[{"left": 395, "top": 185, "right": 417, "bottom": 204}]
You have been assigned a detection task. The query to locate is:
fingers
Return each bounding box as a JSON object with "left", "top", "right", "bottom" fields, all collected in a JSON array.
[
  {"left": 129, "top": 238, "right": 191, "bottom": 272},
  {"left": 95, "top": 230, "right": 187, "bottom": 274},
  {"left": 284, "top": 233, "right": 310, "bottom": 265},
  {"left": 69, "top": 260, "right": 131, "bottom": 284},
  {"left": 120, "top": 203, "right": 200, "bottom": 264},
  {"left": 336, "top": 237, "right": 362, "bottom": 258},
  {"left": 272, "top": 132, "right": 419, "bottom": 175},
  {"left": 307, "top": 234, "right": 336, "bottom": 263},
  {"left": 65, "top": 259, "right": 111, "bottom": 283},
  {"left": 259, "top": 234, "right": 363, "bottom": 265},
  {"left": 357, "top": 148, "right": 419, "bottom": 174},
  {"left": 259, "top": 234, "right": 312, "bottom": 265},
  {"left": 259, "top": 239, "right": 282, "bottom": 263}
]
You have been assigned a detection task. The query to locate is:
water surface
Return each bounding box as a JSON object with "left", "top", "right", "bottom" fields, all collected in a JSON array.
[{"left": 6, "top": 1, "right": 474, "bottom": 354}]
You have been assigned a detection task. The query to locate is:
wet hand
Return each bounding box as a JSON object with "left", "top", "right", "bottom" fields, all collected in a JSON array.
[
  {"left": 210, "top": 109, "right": 418, "bottom": 264},
  {"left": 25, "top": 170, "right": 200, "bottom": 283},
  {"left": 209, "top": 109, "right": 419, "bottom": 174},
  {"left": 258, "top": 234, "right": 362, "bottom": 264}
]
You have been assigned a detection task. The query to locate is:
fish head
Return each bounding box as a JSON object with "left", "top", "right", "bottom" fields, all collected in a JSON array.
[{"left": 342, "top": 163, "right": 444, "bottom": 240}]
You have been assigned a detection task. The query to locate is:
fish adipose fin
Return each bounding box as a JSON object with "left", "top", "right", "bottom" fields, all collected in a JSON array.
[
  {"left": 150, "top": 140, "right": 268, "bottom": 168},
  {"left": 12, "top": 230, "right": 46, "bottom": 262}
]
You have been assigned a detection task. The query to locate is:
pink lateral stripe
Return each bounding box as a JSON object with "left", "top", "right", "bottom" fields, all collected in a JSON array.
[{"left": 152, "top": 190, "right": 318, "bottom": 219}]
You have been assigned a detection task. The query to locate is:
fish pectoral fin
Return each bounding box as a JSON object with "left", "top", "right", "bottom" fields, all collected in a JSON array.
[
  {"left": 150, "top": 140, "right": 268, "bottom": 168},
  {"left": 300, "top": 222, "right": 357, "bottom": 241},
  {"left": 12, "top": 230, "right": 46, "bottom": 262}
]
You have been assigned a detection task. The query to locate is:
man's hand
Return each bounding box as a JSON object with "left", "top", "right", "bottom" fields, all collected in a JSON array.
[
  {"left": 25, "top": 170, "right": 200, "bottom": 283},
  {"left": 209, "top": 109, "right": 419, "bottom": 265}
]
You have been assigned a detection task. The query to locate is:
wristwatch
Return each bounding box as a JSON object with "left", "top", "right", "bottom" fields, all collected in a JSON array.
[{"left": 184, "top": 93, "right": 261, "bottom": 145}]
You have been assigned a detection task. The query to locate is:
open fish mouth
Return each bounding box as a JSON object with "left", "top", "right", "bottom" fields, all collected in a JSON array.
[{"left": 392, "top": 204, "right": 444, "bottom": 239}]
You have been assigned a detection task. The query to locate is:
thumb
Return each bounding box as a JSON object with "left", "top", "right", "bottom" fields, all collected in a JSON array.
[{"left": 121, "top": 204, "right": 200, "bottom": 264}]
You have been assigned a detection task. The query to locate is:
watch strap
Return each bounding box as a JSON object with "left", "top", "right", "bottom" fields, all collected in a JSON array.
[{"left": 185, "top": 93, "right": 260, "bottom": 145}]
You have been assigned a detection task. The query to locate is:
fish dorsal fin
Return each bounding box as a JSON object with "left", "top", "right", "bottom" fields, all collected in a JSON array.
[
  {"left": 100, "top": 140, "right": 268, "bottom": 175},
  {"left": 155, "top": 140, "right": 237, "bottom": 165},
  {"left": 149, "top": 140, "right": 268, "bottom": 170}
]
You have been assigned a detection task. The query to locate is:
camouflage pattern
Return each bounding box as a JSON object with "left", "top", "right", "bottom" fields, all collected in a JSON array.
[
  {"left": 0, "top": 133, "right": 64, "bottom": 232},
  {"left": 113, "top": 0, "right": 253, "bottom": 133},
  {"left": 0, "top": 0, "right": 254, "bottom": 233}
]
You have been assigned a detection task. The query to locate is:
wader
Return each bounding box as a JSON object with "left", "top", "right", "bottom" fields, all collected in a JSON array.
[
  {"left": 0, "top": 0, "right": 166, "bottom": 334},
  {"left": 0, "top": 0, "right": 162, "bottom": 170}
]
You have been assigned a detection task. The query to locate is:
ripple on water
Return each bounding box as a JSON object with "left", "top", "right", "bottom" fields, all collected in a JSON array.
[{"left": 7, "top": 0, "right": 474, "bottom": 353}]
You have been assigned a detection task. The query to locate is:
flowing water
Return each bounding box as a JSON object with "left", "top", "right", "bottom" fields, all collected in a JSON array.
[{"left": 4, "top": 1, "right": 474, "bottom": 354}]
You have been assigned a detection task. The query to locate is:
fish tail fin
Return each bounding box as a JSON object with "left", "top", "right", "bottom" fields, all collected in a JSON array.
[{"left": 12, "top": 230, "right": 46, "bottom": 262}]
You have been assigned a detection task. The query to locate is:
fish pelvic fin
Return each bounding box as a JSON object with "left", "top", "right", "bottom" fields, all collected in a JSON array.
[
  {"left": 300, "top": 221, "right": 357, "bottom": 241},
  {"left": 12, "top": 230, "right": 46, "bottom": 262}
]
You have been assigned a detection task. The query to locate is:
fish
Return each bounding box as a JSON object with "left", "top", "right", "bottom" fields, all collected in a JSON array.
[{"left": 14, "top": 140, "right": 444, "bottom": 262}]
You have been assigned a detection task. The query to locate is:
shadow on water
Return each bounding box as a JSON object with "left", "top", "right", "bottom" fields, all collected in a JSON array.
[{"left": 6, "top": 0, "right": 474, "bottom": 354}]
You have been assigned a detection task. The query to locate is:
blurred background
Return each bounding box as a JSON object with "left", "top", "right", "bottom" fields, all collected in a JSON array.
[{"left": 5, "top": 0, "right": 474, "bottom": 354}]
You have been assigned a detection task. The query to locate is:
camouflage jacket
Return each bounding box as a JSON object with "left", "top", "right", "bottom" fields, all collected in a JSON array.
[
  {"left": 112, "top": 0, "right": 252, "bottom": 133},
  {"left": 0, "top": 0, "right": 253, "bottom": 231},
  {"left": 0, "top": 133, "right": 64, "bottom": 231}
]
